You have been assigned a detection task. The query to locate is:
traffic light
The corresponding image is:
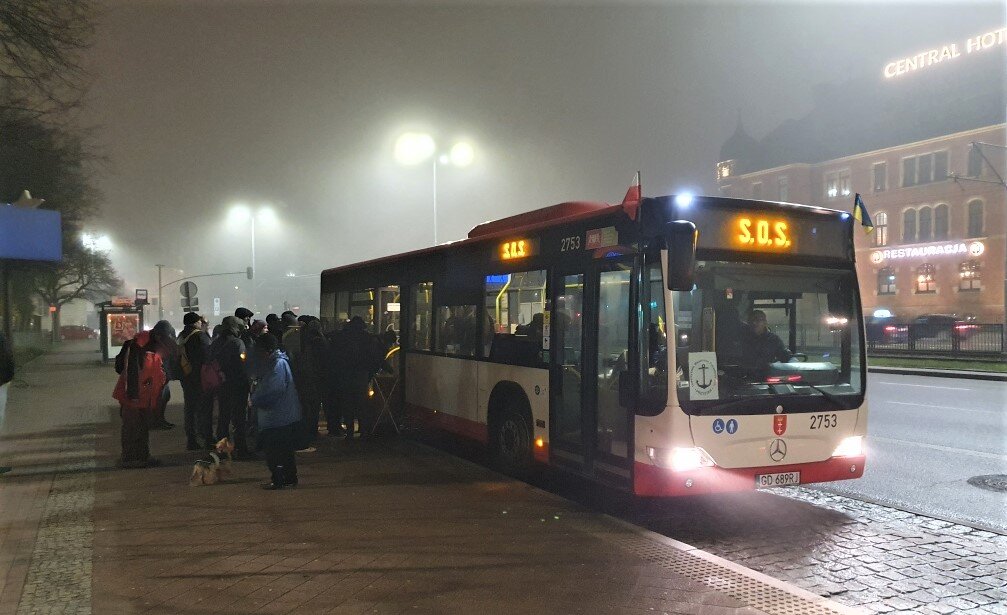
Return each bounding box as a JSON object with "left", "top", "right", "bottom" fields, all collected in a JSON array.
[{"left": 246, "top": 266, "right": 254, "bottom": 280}]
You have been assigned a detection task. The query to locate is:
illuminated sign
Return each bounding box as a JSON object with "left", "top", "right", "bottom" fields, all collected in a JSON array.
[
  {"left": 870, "top": 241, "right": 984, "bottom": 263},
  {"left": 733, "top": 216, "right": 793, "bottom": 252},
  {"left": 497, "top": 238, "right": 539, "bottom": 261},
  {"left": 883, "top": 27, "right": 1005, "bottom": 79}
]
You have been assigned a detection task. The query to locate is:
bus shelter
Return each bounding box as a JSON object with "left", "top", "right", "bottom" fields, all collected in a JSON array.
[{"left": 97, "top": 301, "right": 144, "bottom": 362}]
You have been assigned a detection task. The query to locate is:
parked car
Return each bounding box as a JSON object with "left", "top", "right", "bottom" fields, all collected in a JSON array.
[
  {"left": 60, "top": 325, "right": 98, "bottom": 341},
  {"left": 909, "top": 314, "right": 977, "bottom": 340}
]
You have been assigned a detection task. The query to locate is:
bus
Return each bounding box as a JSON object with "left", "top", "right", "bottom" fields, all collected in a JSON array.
[{"left": 320, "top": 194, "right": 867, "bottom": 496}]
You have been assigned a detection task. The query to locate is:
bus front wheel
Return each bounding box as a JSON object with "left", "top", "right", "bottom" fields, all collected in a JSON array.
[{"left": 492, "top": 405, "right": 533, "bottom": 478}]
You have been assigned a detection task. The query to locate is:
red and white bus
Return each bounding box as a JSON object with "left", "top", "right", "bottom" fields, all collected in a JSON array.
[{"left": 320, "top": 194, "right": 867, "bottom": 496}]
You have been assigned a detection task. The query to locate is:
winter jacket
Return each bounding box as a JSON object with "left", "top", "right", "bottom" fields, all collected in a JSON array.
[
  {"left": 328, "top": 325, "right": 385, "bottom": 392},
  {"left": 113, "top": 331, "right": 167, "bottom": 410},
  {"left": 177, "top": 325, "right": 211, "bottom": 385},
  {"left": 0, "top": 333, "right": 14, "bottom": 386},
  {"left": 251, "top": 351, "right": 302, "bottom": 430},
  {"left": 210, "top": 316, "right": 248, "bottom": 387}
]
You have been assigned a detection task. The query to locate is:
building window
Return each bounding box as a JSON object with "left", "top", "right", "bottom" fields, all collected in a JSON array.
[
  {"left": 967, "top": 200, "right": 984, "bottom": 237},
  {"left": 902, "top": 209, "right": 917, "bottom": 243},
  {"left": 959, "top": 261, "right": 981, "bottom": 291},
  {"left": 410, "top": 282, "right": 434, "bottom": 350},
  {"left": 934, "top": 204, "right": 949, "bottom": 240},
  {"left": 874, "top": 212, "right": 888, "bottom": 247},
  {"left": 877, "top": 267, "right": 896, "bottom": 295},
  {"left": 778, "top": 176, "right": 788, "bottom": 201},
  {"left": 967, "top": 144, "right": 983, "bottom": 178},
  {"left": 915, "top": 264, "right": 936, "bottom": 294},
  {"left": 825, "top": 170, "right": 850, "bottom": 199},
  {"left": 902, "top": 152, "right": 949, "bottom": 187},
  {"left": 717, "top": 160, "right": 734, "bottom": 180},
  {"left": 917, "top": 206, "right": 932, "bottom": 242},
  {"left": 752, "top": 182, "right": 762, "bottom": 199},
  {"left": 873, "top": 162, "right": 887, "bottom": 192}
]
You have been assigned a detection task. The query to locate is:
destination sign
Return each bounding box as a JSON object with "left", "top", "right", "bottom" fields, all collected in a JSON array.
[
  {"left": 733, "top": 216, "right": 793, "bottom": 252},
  {"left": 497, "top": 237, "right": 540, "bottom": 261}
]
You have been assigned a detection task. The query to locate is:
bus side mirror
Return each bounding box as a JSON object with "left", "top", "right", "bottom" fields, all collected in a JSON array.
[{"left": 665, "top": 220, "right": 698, "bottom": 291}]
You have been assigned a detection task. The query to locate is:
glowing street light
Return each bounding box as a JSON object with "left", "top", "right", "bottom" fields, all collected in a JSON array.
[
  {"left": 226, "top": 204, "right": 277, "bottom": 312},
  {"left": 393, "top": 132, "right": 476, "bottom": 245},
  {"left": 81, "top": 232, "right": 113, "bottom": 252}
]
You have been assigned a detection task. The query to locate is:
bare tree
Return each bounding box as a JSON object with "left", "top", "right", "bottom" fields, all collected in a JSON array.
[
  {"left": 0, "top": 1, "right": 94, "bottom": 118},
  {"left": 33, "top": 246, "right": 121, "bottom": 342}
]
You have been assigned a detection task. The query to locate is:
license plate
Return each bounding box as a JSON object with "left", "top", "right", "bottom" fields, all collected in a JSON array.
[{"left": 756, "top": 471, "right": 801, "bottom": 487}]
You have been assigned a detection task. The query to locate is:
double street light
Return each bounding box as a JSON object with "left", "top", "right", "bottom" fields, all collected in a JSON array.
[
  {"left": 394, "top": 132, "right": 475, "bottom": 245},
  {"left": 227, "top": 204, "right": 277, "bottom": 312}
]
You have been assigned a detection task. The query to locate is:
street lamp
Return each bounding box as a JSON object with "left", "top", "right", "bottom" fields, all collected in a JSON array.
[
  {"left": 81, "top": 232, "right": 112, "bottom": 253},
  {"left": 227, "top": 204, "right": 276, "bottom": 312},
  {"left": 394, "top": 132, "right": 475, "bottom": 245}
]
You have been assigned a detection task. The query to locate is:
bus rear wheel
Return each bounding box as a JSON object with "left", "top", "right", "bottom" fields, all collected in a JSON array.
[{"left": 492, "top": 406, "right": 533, "bottom": 478}]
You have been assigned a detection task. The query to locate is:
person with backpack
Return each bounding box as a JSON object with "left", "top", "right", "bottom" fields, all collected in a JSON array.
[
  {"left": 113, "top": 330, "right": 167, "bottom": 468},
  {"left": 328, "top": 316, "right": 385, "bottom": 440},
  {"left": 250, "top": 332, "right": 301, "bottom": 490},
  {"left": 178, "top": 313, "right": 213, "bottom": 450},
  {"left": 209, "top": 316, "right": 253, "bottom": 459}
]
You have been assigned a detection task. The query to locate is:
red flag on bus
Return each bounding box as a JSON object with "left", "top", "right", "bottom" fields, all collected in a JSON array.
[{"left": 621, "top": 171, "right": 641, "bottom": 219}]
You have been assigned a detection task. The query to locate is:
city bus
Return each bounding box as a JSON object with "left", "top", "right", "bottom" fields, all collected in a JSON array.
[{"left": 320, "top": 194, "right": 867, "bottom": 496}]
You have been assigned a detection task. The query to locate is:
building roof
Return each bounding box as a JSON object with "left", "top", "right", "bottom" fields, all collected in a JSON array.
[{"left": 723, "top": 50, "right": 1005, "bottom": 173}]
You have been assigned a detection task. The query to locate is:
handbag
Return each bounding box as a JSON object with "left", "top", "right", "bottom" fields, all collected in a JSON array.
[{"left": 201, "top": 360, "right": 225, "bottom": 393}]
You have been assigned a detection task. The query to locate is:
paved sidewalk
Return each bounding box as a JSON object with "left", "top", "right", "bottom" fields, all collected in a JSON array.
[{"left": 0, "top": 343, "right": 859, "bottom": 615}]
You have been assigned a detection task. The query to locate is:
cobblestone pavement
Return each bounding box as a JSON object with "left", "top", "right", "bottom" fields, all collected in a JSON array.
[{"left": 571, "top": 484, "right": 1007, "bottom": 615}]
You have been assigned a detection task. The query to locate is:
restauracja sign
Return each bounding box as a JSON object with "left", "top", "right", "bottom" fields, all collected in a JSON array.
[
  {"left": 883, "top": 26, "right": 1005, "bottom": 79},
  {"left": 870, "top": 241, "right": 985, "bottom": 263}
]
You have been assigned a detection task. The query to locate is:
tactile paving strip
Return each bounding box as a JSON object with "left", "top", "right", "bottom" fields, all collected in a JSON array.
[{"left": 593, "top": 527, "right": 857, "bottom": 615}]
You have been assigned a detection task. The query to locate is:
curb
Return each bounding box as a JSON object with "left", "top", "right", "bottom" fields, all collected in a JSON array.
[{"left": 867, "top": 365, "right": 1007, "bottom": 382}]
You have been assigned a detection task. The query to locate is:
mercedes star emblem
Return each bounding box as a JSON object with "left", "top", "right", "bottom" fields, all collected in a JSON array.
[{"left": 769, "top": 438, "right": 787, "bottom": 462}]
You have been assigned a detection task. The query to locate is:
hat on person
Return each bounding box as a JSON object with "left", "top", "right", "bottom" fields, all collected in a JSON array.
[
  {"left": 183, "top": 312, "right": 202, "bottom": 326},
  {"left": 234, "top": 307, "right": 254, "bottom": 320},
  {"left": 249, "top": 320, "right": 268, "bottom": 336}
]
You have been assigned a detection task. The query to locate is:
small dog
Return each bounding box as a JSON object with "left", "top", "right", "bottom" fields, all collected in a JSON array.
[{"left": 189, "top": 438, "right": 235, "bottom": 486}]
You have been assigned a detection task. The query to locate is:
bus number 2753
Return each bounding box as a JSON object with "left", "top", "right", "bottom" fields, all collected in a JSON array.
[
  {"left": 560, "top": 236, "right": 581, "bottom": 251},
  {"left": 809, "top": 413, "right": 838, "bottom": 429}
]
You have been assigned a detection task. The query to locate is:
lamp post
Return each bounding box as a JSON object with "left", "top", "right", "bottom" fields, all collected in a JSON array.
[
  {"left": 394, "top": 133, "right": 475, "bottom": 245},
  {"left": 228, "top": 205, "right": 277, "bottom": 312}
]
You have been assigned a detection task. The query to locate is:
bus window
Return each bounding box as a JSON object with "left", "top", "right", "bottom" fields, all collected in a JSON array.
[
  {"left": 410, "top": 282, "right": 433, "bottom": 351},
  {"left": 674, "top": 261, "right": 863, "bottom": 414},
  {"left": 349, "top": 289, "right": 375, "bottom": 331},
  {"left": 483, "top": 270, "right": 547, "bottom": 360},
  {"left": 377, "top": 286, "right": 401, "bottom": 339},
  {"left": 437, "top": 305, "right": 478, "bottom": 357},
  {"left": 321, "top": 291, "right": 336, "bottom": 332},
  {"left": 336, "top": 291, "right": 350, "bottom": 324},
  {"left": 639, "top": 258, "right": 668, "bottom": 415}
]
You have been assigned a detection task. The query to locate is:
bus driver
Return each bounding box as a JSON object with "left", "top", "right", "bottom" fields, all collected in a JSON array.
[{"left": 740, "top": 309, "right": 793, "bottom": 376}]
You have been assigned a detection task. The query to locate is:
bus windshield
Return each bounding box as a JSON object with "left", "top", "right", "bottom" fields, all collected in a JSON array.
[{"left": 669, "top": 261, "right": 864, "bottom": 415}]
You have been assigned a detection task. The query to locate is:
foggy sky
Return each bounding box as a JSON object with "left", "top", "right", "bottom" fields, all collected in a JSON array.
[{"left": 79, "top": 0, "right": 1004, "bottom": 320}]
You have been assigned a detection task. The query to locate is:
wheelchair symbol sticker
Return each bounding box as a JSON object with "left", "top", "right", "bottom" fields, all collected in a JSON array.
[{"left": 713, "top": 418, "right": 725, "bottom": 434}]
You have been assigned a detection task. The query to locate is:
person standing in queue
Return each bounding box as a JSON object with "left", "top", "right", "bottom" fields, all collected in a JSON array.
[
  {"left": 250, "top": 332, "right": 301, "bottom": 490},
  {"left": 211, "top": 316, "right": 254, "bottom": 459},
  {"left": 298, "top": 318, "right": 328, "bottom": 444},
  {"left": 329, "top": 316, "right": 384, "bottom": 440},
  {"left": 0, "top": 332, "right": 15, "bottom": 474},
  {"left": 113, "top": 329, "right": 167, "bottom": 468},
  {"left": 149, "top": 320, "right": 178, "bottom": 430},
  {"left": 178, "top": 313, "right": 213, "bottom": 450}
]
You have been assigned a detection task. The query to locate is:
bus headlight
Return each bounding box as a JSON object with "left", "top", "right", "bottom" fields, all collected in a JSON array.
[
  {"left": 647, "top": 446, "right": 715, "bottom": 471},
  {"left": 832, "top": 436, "right": 864, "bottom": 457}
]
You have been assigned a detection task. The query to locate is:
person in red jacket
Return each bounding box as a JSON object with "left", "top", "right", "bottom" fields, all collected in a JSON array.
[{"left": 113, "top": 330, "right": 167, "bottom": 468}]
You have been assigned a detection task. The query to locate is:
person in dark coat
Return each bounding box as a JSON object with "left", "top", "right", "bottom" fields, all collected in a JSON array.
[
  {"left": 0, "top": 332, "right": 14, "bottom": 473},
  {"left": 328, "top": 316, "right": 384, "bottom": 440},
  {"left": 298, "top": 319, "right": 328, "bottom": 444},
  {"left": 250, "top": 333, "right": 302, "bottom": 489},
  {"left": 740, "top": 310, "right": 793, "bottom": 378},
  {"left": 149, "top": 320, "right": 178, "bottom": 430},
  {"left": 210, "top": 316, "right": 253, "bottom": 458},
  {"left": 178, "top": 312, "right": 213, "bottom": 450}
]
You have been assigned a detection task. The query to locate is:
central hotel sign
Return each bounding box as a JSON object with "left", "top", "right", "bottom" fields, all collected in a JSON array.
[{"left": 883, "top": 26, "right": 1005, "bottom": 79}]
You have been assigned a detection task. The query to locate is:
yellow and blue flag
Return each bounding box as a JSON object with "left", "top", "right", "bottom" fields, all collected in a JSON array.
[{"left": 853, "top": 193, "right": 874, "bottom": 234}]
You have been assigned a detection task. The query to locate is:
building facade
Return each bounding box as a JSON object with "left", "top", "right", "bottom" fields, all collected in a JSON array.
[{"left": 714, "top": 39, "right": 1005, "bottom": 323}]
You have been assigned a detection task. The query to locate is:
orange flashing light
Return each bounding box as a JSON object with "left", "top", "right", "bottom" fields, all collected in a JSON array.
[{"left": 535, "top": 437, "right": 545, "bottom": 448}]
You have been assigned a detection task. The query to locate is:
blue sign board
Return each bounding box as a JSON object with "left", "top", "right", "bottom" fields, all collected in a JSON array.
[{"left": 0, "top": 207, "right": 62, "bottom": 261}]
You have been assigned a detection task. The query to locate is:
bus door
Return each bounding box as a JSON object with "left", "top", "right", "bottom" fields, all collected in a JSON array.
[{"left": 549, "top": 259, "right": 635, "bottom": 486}]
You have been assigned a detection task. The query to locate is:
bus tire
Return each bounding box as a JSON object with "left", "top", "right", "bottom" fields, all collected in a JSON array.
[{"left": 491, "top": 403, "right": 533, "bottom": 478}]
